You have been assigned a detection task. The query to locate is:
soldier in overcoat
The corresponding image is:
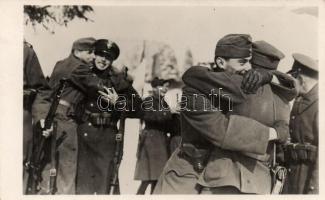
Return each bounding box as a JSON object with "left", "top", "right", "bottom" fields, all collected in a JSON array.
[
  {"left": 69, "top": 39, "right": 142, "bottom": 194},
  {"left": 285, "top": 53, "right": 318, "bottom": 194},
  {"left": 23, "top": 41, "right": 49, "bottom": 192},
  {"left": 196, "top": 40, "right": 296, "bottom": 194},
  {"left": 154, "top": 35, "right": 296, "bottom": 194},
  {"left": 134, "top": 77, "right": 173, "bottom": 194},
  {"left": 31, "top": 37, "right": 96, "bottom": 194}
]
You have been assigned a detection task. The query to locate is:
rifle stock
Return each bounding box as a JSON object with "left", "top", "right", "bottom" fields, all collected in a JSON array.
[{"left": 49, "top": 120, "right": 58, "bottom": 194}]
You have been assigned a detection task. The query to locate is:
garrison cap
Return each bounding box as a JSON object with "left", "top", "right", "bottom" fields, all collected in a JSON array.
[
  {"left": 151, "top": 77, "right": 169, "bottom": 88},
  {"left": 72, "top": 37, "right": 96, "bottom": 51},
  {"left": 94, "top": 39, "right": 120, "bottom": 60},
  {"left": 251, "top": 40, "right": 285, "bottom": 70},
  {"left": 215, "top": 34, "right": 252, "bottom": 58},
  {"left": 287, "top": 53, "right": 318, "bottom": 78}
]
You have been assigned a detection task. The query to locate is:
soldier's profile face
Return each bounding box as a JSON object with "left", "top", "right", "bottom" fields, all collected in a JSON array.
[
  {"left": 224, "top": 57, "right": 252, "bottom": 75},
  {"left": 94, "top": 55, "right": 113, "bottom": 70}
]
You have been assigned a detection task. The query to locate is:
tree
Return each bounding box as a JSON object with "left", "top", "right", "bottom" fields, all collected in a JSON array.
[{"left": 24, "top": 5, "right": 94, "bottom": 33}]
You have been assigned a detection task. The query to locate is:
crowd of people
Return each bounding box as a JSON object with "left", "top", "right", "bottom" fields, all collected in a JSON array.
[{"left": 23, "top": 33, "right": 318, "bottom": 195}]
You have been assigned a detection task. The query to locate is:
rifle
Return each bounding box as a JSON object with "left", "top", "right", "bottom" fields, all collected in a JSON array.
[
  {"left": 49, "top": 120, "right": 58, "bottom": 194},
  {"left": 108, "top": 113, "right": 125, "bottom": 194},
  {"left": 25, "top": 78, "right": 67, "bottom": 194},
  {"left": 107, "top": 67, "right": 130, "bottom": 194}
]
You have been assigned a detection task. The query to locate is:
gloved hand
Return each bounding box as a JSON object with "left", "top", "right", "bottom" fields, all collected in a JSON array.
[
  {"left": 241, "top": 68, "right": 273, "bottom": 94},
  {"left": 273, "top": 120, "right": 290, "bottom": 144},
  {"left": 35, "top": 119, "right": 53, "bottom": 138}
]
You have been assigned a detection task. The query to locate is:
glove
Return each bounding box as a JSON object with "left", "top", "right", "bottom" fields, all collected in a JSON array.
[
  {"left": 241, "top": 68, "right": 273, "bottom": 93},
  {"left": 273, "top": 120, "right": 290, "bottom": 144}
]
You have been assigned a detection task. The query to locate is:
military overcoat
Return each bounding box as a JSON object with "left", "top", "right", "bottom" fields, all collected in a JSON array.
[{"left": 286, "top": 84, "right": 318, "bottom": 194}]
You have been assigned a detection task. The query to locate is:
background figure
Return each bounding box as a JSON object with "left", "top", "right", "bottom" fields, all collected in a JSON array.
[
  {"left": 134, "top": 78, "right": 173, "bottom": 194},
  {"left": 285, "top": 53, "right": 318, "bottom": 194},
  {"left": 23, "top": 40, "right": 49, "bottom": 191}
]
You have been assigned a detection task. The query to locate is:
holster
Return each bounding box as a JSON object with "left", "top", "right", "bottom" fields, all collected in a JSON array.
[
  {"left": 23, "top": 89, "right": 37, "bottom": 111},
  {"left": 284, "top": 143, "right": 317, "bottom": 163},
  {"left": 179, "top": 143, "right": 210, "bottom": 173},
  {"left": 271, "top": 165, "right": 287, "bottom": 194}
]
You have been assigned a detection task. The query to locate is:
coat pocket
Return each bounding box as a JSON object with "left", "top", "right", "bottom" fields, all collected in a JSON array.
[
  {"left": 203, "top": 158, "right": 231, "bottom": 182},
  {"left": 163, "top": 148, "right": 199, "bottom": 179}
]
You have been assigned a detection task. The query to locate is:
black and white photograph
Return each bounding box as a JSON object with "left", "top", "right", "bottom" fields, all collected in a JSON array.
[{"left": 0, "top": 0, "right": 324, "bottom": 199}]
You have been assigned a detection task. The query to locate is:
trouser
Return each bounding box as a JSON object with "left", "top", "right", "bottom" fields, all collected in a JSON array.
[
  {"left": 23, "top": 110, "right": 33, "bottom": 162},
  {"left": 285, "top": 163, "right": 318, "bottom": 194},
  {"left": 136, "top": 180, "right": 157, "bottom": 194},
  {"left": 38, "top": 105, "right": 78, "bottom": 194},
  {"left": 23, "top": 110, "right": 33, "bottom": 193}
]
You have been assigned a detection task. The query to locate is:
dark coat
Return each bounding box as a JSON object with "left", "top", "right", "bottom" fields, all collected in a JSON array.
[
  {"left": 32, "top": 54, "right": 87, "bottom": 122},
  {"left": 23, "top": 42, "right": 49, "bottom": 192},
  {"left": 286, "top": 84, "right": 318, "bottom": 194},
  {"left": 134, "top": 96, "right": 173, "bottom": 180},
  {"left": 155, "top": 66, "right": 296, "bottom": 194},
  {"left": 31, "top": 54, "right": 88, "bottom": 194},
  {"left": 23, "top": 42, "right": 48, "bottom": 93},
  {"left": 69, "top": 64, "right": 142, "bottom": 194}
]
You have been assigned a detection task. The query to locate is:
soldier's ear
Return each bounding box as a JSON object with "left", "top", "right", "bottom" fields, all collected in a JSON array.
[{"left": 215, "top": 57, "right": 226, "bottom": 69}]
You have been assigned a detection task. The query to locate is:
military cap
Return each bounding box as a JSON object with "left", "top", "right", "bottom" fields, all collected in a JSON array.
[
  {"left": 215, "top": 34, "right": 252, "bottom": 58},
  {"left": 287, "top": 53, "right": 318, "bottom": 78},
  {"left": 94, "top": 39, "right": 120, "bottom": 60},
  {"left": 151, "top": 77, "right": 169, "bottom": 88},
  {"left": 251, "top": 40, "right": 285, "bottom": 70},
  {"left": 72, "top": 37, "right": 96, "bottom": 51}
]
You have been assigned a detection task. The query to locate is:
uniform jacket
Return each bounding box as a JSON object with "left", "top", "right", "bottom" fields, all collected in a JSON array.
[
  {"left": 68, "top": 64, "right": 142, "bottom": 194},
  {"left": 23, "top": 42, "right": 48, "bottom": 92},
  {"left": 166, "top": 66, "right": 296, "bottom": 194},
  {"left": 69, "top": 64, "right": 143, "bottom": 119},
  {"left": 32, "top": 54, "right": 87, "bottom": 122},
  {"left": 287, "top": 84, "right": 318, "bottom": 194}
]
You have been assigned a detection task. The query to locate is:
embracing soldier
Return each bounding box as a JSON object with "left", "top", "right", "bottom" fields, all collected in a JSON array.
[
  {"left": 154, "top": 34, "right": 297, "bottom": 194},
  {"left": 29, "top": 37, "right": 96, "bottom": 194},
  {"left": 69, "top": 39, "right": 142, "bottom": 194}
]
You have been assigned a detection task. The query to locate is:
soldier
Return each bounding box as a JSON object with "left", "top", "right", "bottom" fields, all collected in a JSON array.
[
  {"left": 285, "top": 53, "right": 318, "bottom": 194},
  {"left": 196, "top": 41, "right": 296, "bottom": 194},
  {"left": 31, "top": 37, "right": 96, "bottom": 194},
  {"left": 23, "top": 40, "right": 49, "bottom": 191},
  {"left": 134, "top": 77, "right": 174, "bottom": 194},
  {"left": 154, "top": 34, "right": 295, "bottom": 194},
  {"left": 69, "top": 39, "right": 142, "bottom": 194}
]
